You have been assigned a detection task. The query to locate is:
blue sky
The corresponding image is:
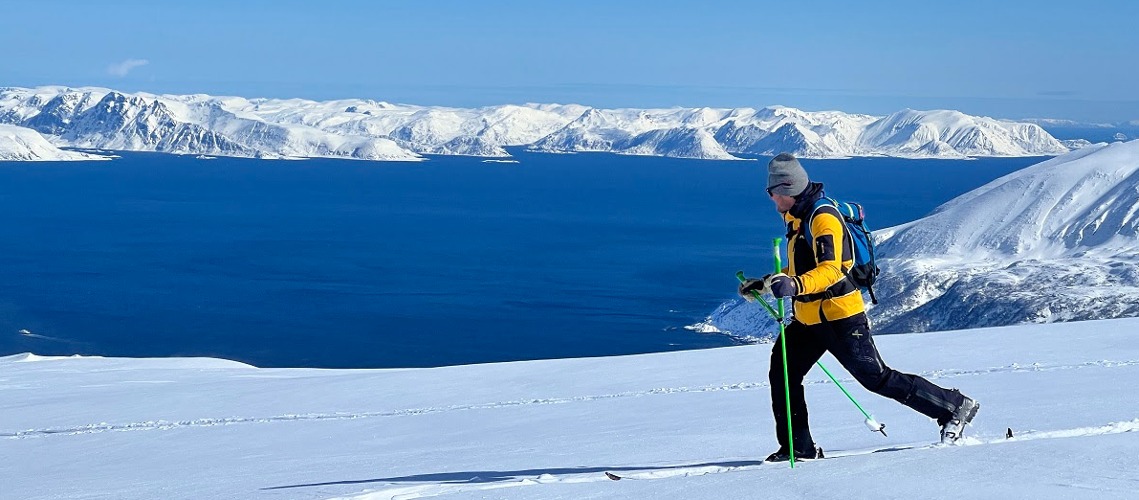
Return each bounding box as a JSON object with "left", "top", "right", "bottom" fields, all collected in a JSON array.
[{"left": 4, "top": 0, "right": 1137, "bottom": 122}]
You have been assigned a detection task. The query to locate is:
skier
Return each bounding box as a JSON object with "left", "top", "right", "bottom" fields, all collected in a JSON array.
[{"left": 739, "top": 153, "right": 979, "bottom": 462}]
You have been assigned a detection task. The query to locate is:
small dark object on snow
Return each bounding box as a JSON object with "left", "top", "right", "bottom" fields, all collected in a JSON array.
[
  {"left": 1006, "top": 428, "right": 1014, "bottom": 439},
  {"left": 605, "top": 472, "right": 621, "bottom": 481}
]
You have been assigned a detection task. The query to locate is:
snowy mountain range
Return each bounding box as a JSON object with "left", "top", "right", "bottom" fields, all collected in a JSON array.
[
  {"left": 0, "top": 86, "right": 1072, "bottom": 161},
  {"left": 701, "top": 139, "right": 1139, "bottom": 341},
  {"left": 5, "top": 318, "right": 1139, "bottom": 499}
]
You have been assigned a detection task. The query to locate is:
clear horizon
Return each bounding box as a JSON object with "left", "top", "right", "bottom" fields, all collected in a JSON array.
[{"left": 3, "top": 1, "right": 1137, "bottom": 123}]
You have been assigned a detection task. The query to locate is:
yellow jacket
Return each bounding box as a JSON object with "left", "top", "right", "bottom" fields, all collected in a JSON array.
[{"left": 782, "top": 186, "right": 865, "bottom": 325}]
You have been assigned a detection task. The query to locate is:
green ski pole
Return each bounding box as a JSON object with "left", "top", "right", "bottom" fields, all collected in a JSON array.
[
  {"left": 811, "top": 362, "right": 886, "bottom": 436},
  {"left": 773, "top": 237, "right": 795, "bottom": 468}
]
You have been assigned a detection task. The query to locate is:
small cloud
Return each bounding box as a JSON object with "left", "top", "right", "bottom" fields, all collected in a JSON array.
[{"left": 107, "top": 59, "right": 149, "bottom": 77}]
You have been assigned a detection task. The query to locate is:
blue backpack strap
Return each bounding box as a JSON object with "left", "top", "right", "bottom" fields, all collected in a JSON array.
[
  {"left": 801, "top": 197, "right": 835, "bottom": 244},
  {"left": 802, "top": 197, "right": 852, "bottom": 274}
]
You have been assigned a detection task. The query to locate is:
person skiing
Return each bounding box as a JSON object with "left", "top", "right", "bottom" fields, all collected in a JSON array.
[{"left": 739, "top": 153, "right": 979, "bottom": 462}]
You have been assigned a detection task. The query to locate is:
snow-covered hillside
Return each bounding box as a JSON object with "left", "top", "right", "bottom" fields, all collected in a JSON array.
[
  {"left": 0, "top": 86, "right": 1071, "bottom": 161},
  {"left": 700, "top": 140, "right": 1139, "bottom": 340},
  {"left": 867, "top": 139, "right": 1139, "bottom": 333},
  {"left": 3, "top": 319, "right": 1138, "bottom": 499},
  {"left": 858, "top": 109, "right": 1068, "bottom": 158},
  {"left": 0, "top": 124, "right": 108, "bottom": 161}
]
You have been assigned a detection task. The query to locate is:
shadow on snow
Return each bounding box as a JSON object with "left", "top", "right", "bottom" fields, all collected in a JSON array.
[{"left": 261, "top": 460, "right": 766, "bottom": 490}]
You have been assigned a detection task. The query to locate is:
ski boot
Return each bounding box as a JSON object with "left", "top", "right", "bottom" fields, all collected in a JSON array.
[
  {"left": 940, "top": 395, "right": 980, "bottom": 444},
  {"left": 765, "top": 445, "right": 825, "bottom": 462}
]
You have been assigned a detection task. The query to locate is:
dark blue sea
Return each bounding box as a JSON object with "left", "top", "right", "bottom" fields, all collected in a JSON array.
[{"left": 0, "top": 150, "right": 1042, "bottom": 368}]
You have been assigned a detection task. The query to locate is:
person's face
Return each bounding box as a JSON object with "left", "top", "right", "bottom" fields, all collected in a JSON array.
[
  {"left": 770, "top": 193, "right": 795, "bottom": 213},
  {"left": 767, "top": 183, "right": 796, "bottom": 213}
]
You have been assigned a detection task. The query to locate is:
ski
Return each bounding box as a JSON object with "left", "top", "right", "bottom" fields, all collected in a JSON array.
[{"left": 600, "top": 435, "right": 1002, "bottom": 481}]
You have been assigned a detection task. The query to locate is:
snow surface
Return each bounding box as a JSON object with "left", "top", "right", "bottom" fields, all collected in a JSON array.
[
  {"left": 3, "top": 319, "right": 1138, "bottom": 499},
  {"left": 0, "top": 124, "right": 109, "bottom": 161},
  {"left": 703, "top": 140, "right": 1139, "bottom": 339},
  {"left": 0, "top": 86, "right": 1070, "bottom": 161}
]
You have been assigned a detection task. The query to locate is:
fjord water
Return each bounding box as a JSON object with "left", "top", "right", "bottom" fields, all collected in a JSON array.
[{"left": 0, "top": 151, "right": 1041, "bottom": 368}]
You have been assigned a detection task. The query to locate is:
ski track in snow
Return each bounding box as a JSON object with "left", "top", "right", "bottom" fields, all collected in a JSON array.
[
  {"left": 3, "top": 358, "right": 1137, "bottom": 440},
  {"left": 325, "top": 420, "right": 1139, "bottom": 500}
]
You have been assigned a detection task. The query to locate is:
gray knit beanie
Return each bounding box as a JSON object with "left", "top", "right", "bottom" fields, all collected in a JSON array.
[{"left": 766, "top": 153, "right": 809, "bottom": 197}]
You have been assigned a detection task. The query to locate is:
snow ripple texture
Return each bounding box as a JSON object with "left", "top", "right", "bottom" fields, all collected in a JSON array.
[{"left": 5, "top": 357, "right": 1135, "bottom": 440}]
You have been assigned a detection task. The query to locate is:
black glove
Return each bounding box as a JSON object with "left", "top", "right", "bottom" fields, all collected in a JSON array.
[
  {"left": 765, "top": 273, "right": 800, "bottom": 298},
  {"left": 738, "top": 277, "right": 767, "bottom": 300}
]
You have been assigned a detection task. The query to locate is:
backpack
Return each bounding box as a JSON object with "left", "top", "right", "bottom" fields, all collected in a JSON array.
[{"left": 803, "top": 197, "right": 881, "bottom": 304}]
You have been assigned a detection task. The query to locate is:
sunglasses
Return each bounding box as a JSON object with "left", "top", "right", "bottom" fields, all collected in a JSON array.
[{"left": 766, "top": 182, "right": 791, "bottom": 197}]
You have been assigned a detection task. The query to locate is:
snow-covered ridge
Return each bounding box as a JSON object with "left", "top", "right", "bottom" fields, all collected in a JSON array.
[
  {"left": 0, "top": 86, "right": 1070, "bottom": 161},
  {"left": 701, "top": 140, "right": 1139, "bottom": 339},
  {"left": 876, "top": 140, "right": 1139, "bottom": 259},
  {"left": 0, "top": 124, "right": 109, "bottom": 161}
]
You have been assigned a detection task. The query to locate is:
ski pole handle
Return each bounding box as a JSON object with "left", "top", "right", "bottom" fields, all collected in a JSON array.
[
  {"left": 773, "top": 238, "right": 784, "bottom": 318},
  {"left": 773, "top": 237, "right": 783, "bottom": 274}
]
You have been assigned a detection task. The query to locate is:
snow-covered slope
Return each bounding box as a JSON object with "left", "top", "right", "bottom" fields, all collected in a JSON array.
[
  {"left": 868, "top": 139, "right": 1139, "bottom": 333},
  {"left": 618, "top": 127, "right": 739, "bottom": 160},
  {"left": 0, "top": 86, "right": 1073, "bottom": 161},
  {"left": 529, "top": 107, "right": 672, "bottom": 154},
  {"left": 700, "top": 140, "right": 1139, "bottom": 340},
  {"left": 0, "top": 124, "right": 108, "bottom": 161},
  {"left": 858, "top": 109, "right": 1068, "bottom": 158},
  {"left": 4, "top": 319, "right": 1139, "bottom": 499},
  {"left": 878, "top": 140, "right": 1139, "bottom": 258}
]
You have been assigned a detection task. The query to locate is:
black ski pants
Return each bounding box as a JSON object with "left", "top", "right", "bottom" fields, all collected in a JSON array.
[{"left": 769, "top": 313, "right": 964, "bottom": 452}]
